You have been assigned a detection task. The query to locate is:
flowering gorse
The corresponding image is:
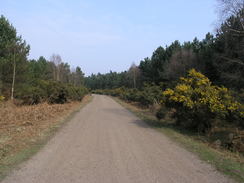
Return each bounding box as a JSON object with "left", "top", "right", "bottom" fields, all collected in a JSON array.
[
  {"left": 0, "top": 96, "right": 4, "bottom": 102},
  {"left": 162, "top": 69, "right": 244, "bottom": 131}
]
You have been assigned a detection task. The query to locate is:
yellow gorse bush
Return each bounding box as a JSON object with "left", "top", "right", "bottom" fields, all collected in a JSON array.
[
  {"left": 162, "top": 69, "right": 244, "bottom": 131},
  {"left": 0, "top": 95, "right": 5, "bottom": 102}
]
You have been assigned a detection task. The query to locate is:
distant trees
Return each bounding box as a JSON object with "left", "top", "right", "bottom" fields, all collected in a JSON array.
[
  {"left": 85, "top": 71, "right": 131, "bottom": 90},
  {"left": 0, "top": 15, "right": 87, "bottom": 104},
  {"left": 85, "top": 20, "right": 244, "bottom": 92},
  {"left": 85, "top": 0, "right": 244, "bottom": 92},
  {"left": 2, "top": 0, "right": 243, "bottom": 105}
]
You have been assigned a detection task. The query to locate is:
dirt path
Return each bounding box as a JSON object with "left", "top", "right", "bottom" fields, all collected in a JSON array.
[{"left": 2, "top": 95, "right": 234, "bottom": 183}]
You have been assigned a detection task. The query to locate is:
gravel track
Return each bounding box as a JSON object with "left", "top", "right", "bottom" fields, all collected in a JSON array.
[{"left": 2, "top": 95, "right": 234, "bottom": 183}]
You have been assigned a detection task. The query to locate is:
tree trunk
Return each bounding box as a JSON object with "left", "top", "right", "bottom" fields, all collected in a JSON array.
[{"left": 11, "top": 50, "right": 16, "bottom": 100}]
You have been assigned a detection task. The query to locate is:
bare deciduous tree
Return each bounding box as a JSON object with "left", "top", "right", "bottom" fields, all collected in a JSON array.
[
  {"left": 50, "top": 54, "right": 62, "bottom": 81},
  {"left": 217, "top": 0, "right": 244, "bottom": 29},
  {"left": 128, "top": 62, "right": 141, "bottom": 88}
]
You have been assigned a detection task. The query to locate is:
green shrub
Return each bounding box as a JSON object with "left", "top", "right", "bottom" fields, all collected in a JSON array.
[
  {"left": 137, "top": 83, "right": 162, "bottom": 106},
  {"left": 92, "top": 84, "right": 162, "bottom": 107},
  {"left": 16, "top": 86, "right": 46, "bottom": 105},
  {"left": 121, "top": 88, "right": 139, "bottom": 102},
  {"left": 162, "top": 69, "right": 244, "bottom": 132},
  {"left": 15, "top": 80, "right": 88, "bottom": 105},
  {"left": 66, "top": 85, "right": 88, "bottom": 101},
  {"left": 46, "top": 81, "right": 68, "bottom": 104}
]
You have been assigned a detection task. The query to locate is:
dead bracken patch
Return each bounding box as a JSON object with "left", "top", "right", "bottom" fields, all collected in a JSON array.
[{"left": 0, "top": 98, "right": 89, "bottom": 162}]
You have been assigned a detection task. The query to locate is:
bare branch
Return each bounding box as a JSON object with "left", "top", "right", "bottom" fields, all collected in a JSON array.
[{"left": 219, "top": 56, "right": 244, "bottom": 66}]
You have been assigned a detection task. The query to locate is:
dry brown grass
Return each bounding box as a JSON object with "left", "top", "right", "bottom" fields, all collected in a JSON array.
[{"left": 0, "top": 96, "right": 90, "bottom": 162}]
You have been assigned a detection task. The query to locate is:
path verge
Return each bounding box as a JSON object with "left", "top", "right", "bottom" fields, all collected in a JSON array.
[
  {"left": 0, "top": 95, "right": 93, "bottom": 181},
  {"left": 113, "top": 97, "right": 244, "bottom": 182}
]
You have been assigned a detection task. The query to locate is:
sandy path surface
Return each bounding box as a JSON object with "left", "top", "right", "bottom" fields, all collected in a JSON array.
[{"left": 2, "top": 95, "right": 234, "bottom": 183}]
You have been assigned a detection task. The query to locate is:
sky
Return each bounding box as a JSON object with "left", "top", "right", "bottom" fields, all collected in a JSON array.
[{"left": 1, "top": 0, "right": 217, "bottom": 76}]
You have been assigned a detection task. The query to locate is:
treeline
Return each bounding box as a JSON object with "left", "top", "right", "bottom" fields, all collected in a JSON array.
[
  {"left": 0, "top": 15, "right": 88, "bottom": 104},
  {"left": 89, "top": 1, "right": 244, "bottom": 135},
  {"left": 86, "top": 2, "right": 244, "bottom": 93}
]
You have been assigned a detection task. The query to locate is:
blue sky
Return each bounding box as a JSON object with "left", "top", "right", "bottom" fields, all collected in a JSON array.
[{"left": 1, "top": 0, "right": 217, "bottom": 75}]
